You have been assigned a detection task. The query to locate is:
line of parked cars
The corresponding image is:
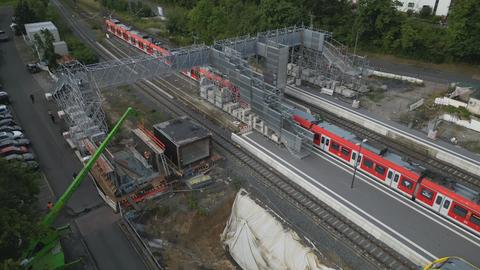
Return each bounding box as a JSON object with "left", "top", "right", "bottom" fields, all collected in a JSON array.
[{"left": 0, "top": 94, "right": 38, "bottom": 169}]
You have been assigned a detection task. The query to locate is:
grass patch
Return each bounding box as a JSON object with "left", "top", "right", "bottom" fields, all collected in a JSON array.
[
  {"left": 461, "top": 141, "right": 480, "bottom": 154},
  {"left": 365, "top": 89, "right": 386, "bottom": 102},
  {"left": 103, "top": 85, "right": 167, "bottom": 129},
  {"left": 0, "top": 0, "right": 17, "bottom": 6},
  {"left": 443, "top": 105, "right": 471, "bottom": 119}
]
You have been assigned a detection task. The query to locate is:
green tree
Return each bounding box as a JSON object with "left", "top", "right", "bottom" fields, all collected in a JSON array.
[
  {"left": 259, "top": 0, "right": 303, "bottom": 30},
  {"left": 354, "top": 0, "right": 403, "bottom": 51},
  {"left": 33, "top": 30, "right": 58, "bottom": 69},
  {"left": 166, "top": 6, "right": 189, "bottom": 36},
  {"left": 13, "top": 0, "right": 37, "bottom": 34},
  {"left": 447, "top": 0, "right": 480, "bottom": 63},
  {"left": 66, "top": 37, "right": 98, "bottom": 65},
  {"left": 0, "top": 159, "right": 40, "bottom": 263},
  {"left": 188, "top": 0, "right": 227, "bottom": 43}
]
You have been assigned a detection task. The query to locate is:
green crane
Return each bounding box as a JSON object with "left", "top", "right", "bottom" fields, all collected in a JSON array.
[{"left": 22, "top": 107, "right": 135, "bottom": 270}]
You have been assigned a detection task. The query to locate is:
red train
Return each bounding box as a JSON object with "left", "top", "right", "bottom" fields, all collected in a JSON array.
[
  {"left": 293, "top": 111, "right": 480, "bottom": 235},
  {"left": 105, "top": 19, "right": 480, "bottom": 235},
  {"left": 105, "top": 19, "right": 240, "bottom": 101}
]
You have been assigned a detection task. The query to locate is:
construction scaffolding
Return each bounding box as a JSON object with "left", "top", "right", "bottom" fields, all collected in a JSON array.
[{"left": 51, "top": 26, "right": 368, "bottom": 156}]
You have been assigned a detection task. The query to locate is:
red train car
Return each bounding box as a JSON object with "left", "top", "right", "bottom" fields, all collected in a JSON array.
[
  {"left": 105, "top": 19, "right": 239, "bottom": 100},
  {"left": 293, "top": 112, "right": 480, "bottom": 235}
]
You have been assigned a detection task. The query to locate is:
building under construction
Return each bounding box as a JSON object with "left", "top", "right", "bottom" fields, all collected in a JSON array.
[{"left": 154, "top": 116, "right": 212, "bottom": 171}]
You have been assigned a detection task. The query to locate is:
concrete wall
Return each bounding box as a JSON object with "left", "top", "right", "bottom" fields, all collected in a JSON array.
[
  {"left": 434, "top": 97, "right": 467, "bottom": 108},
  {"left": 285, "top": 86, "right": 480, "bottom": 178},
  {"left": 53, "top": 41, "right": 69, "bottom": 56},
  {"left": 435, "top": 96, "right": 480, "bottom": 116},
  {"left": 467, "top": 98, "right": 480, "bottom": 115},
  {"left": 440, "top": 114, "right": 480, "bottom": 133}
]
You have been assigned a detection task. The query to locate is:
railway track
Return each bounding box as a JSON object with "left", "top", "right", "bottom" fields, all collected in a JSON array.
[
  {"left": 287, "top": 92, "right": 480, "bottom": 192},
  {"left": 51, "top": 2, "right": 421, "bottom": 268}
]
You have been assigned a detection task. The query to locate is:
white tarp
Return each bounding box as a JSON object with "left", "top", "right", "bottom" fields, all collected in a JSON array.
[{"left": 221, "top": 189, "right": 335, "bottom": 270}]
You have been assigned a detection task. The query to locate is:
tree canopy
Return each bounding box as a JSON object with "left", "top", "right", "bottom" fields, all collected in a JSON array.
[
  {"left": 161, "top": 0, "right": 480, "bottom": 64},
  {"left": 0, "top": 159, "right": 41, "bottom": 266}
]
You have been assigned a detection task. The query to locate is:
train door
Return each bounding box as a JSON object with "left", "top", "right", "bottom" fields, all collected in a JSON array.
[
  {"left": 432, "top": 194, "right": 444, "bottom": 212},
  {"left": 320, "top": 136, "right": 330, "bottom": 152},
  {"left": 439, "top": 196, "right": 452, "bottom": 216},
  {"left": 386, "top": 169, "right": 401, "bottom": 189},
  {"left": 350, "top": 151, "right": 362, "bottom": 167}
]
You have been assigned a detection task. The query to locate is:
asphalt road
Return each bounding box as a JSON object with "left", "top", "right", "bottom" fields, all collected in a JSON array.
[
  {"left": 368, "top": 57, "right": 480, "bottom": 87},
  {"left": 0, "top": 7, "right": 146, "bottom": 270},
  {"left": 244, "top": 131, "right": 480, "bottom": 266}
]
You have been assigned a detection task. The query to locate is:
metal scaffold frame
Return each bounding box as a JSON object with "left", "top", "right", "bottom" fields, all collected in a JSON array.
[
  {"left": 53, "top": 61, "right": 107, "bottom": 143},
  {"left": 52, "top": 26, "right": 367, "bottom": 152}
]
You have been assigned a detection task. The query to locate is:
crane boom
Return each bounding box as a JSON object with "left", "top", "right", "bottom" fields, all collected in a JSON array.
[{"left": 43, "top": 107, "right": 134, "bottom": 226}]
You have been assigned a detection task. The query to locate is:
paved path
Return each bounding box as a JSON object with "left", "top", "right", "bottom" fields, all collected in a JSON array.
[
  {"left": 0, "top": 7, "right": 146, "bottom": 270},
  {"left": 368, "top": 56, "right": 480, "bottom": 87}
]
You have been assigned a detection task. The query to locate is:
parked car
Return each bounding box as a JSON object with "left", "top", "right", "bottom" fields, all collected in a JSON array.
[
  {"left": 0, "top": 119, "right": 16, "bottom": 127},
  {"left": 23, "top": 160, "right": 39, "bottom": 170},
  {"left": 0, "top": 139, "right": 16, "bottom": 148},
  {"left": 0, "top": 131, "right": 23, "bottom": 140},
  {"left": 0, "top": 113, "right": 13, "bottom": 119},
  {"left": 0, "top": 92, "right": 9, "bottom": 105},
  {"left": 21, "top": 152, "right": 35, "bottom": 161},
  {"left": 0, "top": 105, "right": 8, "bottom": 114},
  {"left": 15, "top": 138, "right": 30, "bottom": 146},
  {"left": 5, "top": 153, "right": 35, "bottom": 162},
  {"left": 0, "top": 138, "right": 30, "bottom": 148},
  {"left": 0, "top": 146, "right": 29, "bottom": 156},
  {"left": 0, "top": 30, "right": 8, "bottom": 42},
  {"left": 0, "top": 125, "right": 22, "bottom": 133},
  {"left": 26, "top": 63, "right": 41, "bottom": 73},
  {"left": 4, "top": 153, "right": 23, "bottom": 161}
]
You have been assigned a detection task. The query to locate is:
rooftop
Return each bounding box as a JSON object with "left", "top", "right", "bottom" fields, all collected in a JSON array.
[
  {"left": 24, "top": 21, "right": 57, "bottom": 32},
  {"left": 154, "top": 116, "right": 210, "bottom": 146}
]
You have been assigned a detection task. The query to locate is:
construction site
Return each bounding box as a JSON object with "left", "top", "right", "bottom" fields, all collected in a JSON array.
[
  {"left": 39, "top": 17, "right": 379, "bottom": 268},
  {"left": 9, "top": 0, "right": 478, "bottom": 267}
]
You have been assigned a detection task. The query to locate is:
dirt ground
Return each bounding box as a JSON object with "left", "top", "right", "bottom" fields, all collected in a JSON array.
[
  {"left": 359, "top": 77, "right": 480, "bottom": 154},
  {"left": 360, "top": 78, "right": 447, "bottom": 122},
  {"left": 133, "top": 165, "right": 238, "bottom": 270}
]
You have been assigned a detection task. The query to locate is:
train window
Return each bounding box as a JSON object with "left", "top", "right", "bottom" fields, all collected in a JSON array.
[
  {"left": 352, "top": 152, "right": 357, "bottom": 161},
  {"left": 435, "top": 196, "right": 443, "bottom": 204},
  {"left": 321, "top": 137, "right": 325, "bottom": 144},
  {"left": 443, "top": 200, "right": 450, "bottom": 209},
  {"left": 375, "top": 165, "right": 386, "bottom": 175},
  {"left": 326, "top": 139, "right": 330, "bottom": 146},
  {"left": 387, "top": 171, "right": 393, "bottom": 179},
  {"left": 452, "top": 205, "right": 467, "bottom": 218},
  {"left": 421, "top": 189, "right": 433, "bottom": 200},
  {"left": 401, "top": 179, "right": 413, "bottom": 190},
  {"left": 341, "top": 148, "right": 350, "bottom": 156},
  {"left": 470, "top": 215, "right": 480, "bottom": 226},
  {"left": 363, "top": 158, "right": 373, "bottom": 168},
  {"left": 393, "top": 174, "right": 399, "bottom": 183},
  {"left": 331, "top": 142, "right": 340, "bottom": 151}
]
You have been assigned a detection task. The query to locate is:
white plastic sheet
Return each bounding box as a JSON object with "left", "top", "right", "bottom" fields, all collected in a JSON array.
[{"left": 222, "top": 189, "right": 335, "bottom": 270}]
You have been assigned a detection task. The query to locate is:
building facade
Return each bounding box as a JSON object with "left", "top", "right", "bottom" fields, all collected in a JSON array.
[{"left": 395, "top": 0, "right": 451, "bottom": 16}]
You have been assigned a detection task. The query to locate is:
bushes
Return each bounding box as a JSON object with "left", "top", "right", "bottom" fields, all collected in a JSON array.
[
  {"left": 162, "top": 0, "right": 480, "bottom": 65},
  {"left": 14, "top": 0, "right": 99, "bottom": 65},
  {"left": 0, "top": 159, "right": 41, "bottom": 265},
  {"left": 101, "top": 0, "right": 154, "bottom": 17},
  {"left": 65, "top": 36, "right": 98, "bottom": 65}
]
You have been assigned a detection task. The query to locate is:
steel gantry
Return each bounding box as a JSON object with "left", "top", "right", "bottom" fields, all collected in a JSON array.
[{"left": 51, "top": 26, "right": 367, "bottom": 151}]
